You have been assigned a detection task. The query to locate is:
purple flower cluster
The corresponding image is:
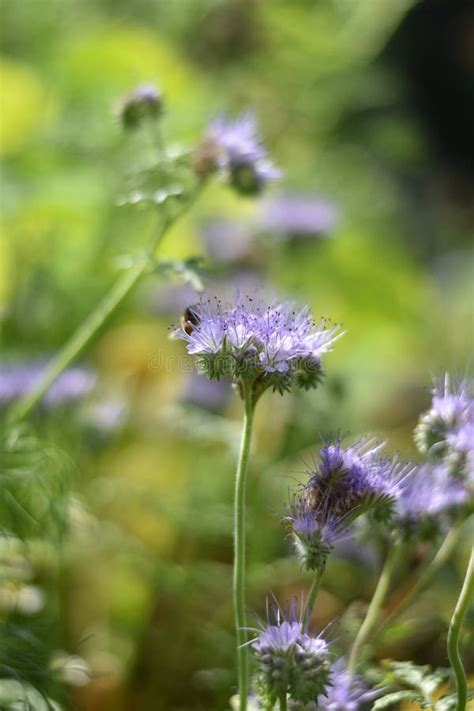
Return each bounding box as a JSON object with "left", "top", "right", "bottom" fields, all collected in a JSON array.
[
  {"left": 317, "top": 659, "right": 382, "bottom": 710},
  {"left": 198, "top": 113, "right": 281, "bottom": 195},
  {"left": 286, "top": 437, "right": 413, "bottom": 570},
  {"left": 414, "top": 375, "right": 473, "bottom": 475},
  {"left": 174, "top": 293, "right": 343, "bottom": 394},
  {"left": 259, "top": 194, "right": 340, "bottom": 240},
  {"left": 0, "top": 361, "right": 96, "bottom": 410},
  {"left": 395, "top": 462, "right": 472, "bottom": 538},
  {"left": 251, "top": 603, "right": 330, "bottom": 706}
]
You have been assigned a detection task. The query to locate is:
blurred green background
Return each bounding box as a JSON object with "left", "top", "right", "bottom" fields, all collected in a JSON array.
[{"left": 1, "top": 1, "right": 473, "bottom": 709}]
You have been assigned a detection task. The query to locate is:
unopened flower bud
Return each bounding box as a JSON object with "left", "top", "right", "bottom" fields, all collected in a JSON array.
[{"left": 117, "top": 84, "right": 163, "bottom": 131}]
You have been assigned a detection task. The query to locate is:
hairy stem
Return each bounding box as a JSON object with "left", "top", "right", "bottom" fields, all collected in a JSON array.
[
  {"left": 234, "top": 381, "right": 257, "bottom": 711},
  {"left": 348, "top": 542, "right": 404, "bottom": 675},
  {"left": 279, "top": 693, "right": 287, "bottom": 711},
  {"left": 374, "top": 520, "right": 465, "bottom": 639},
  {"left": 9, "top": 186, "right": 203, "bottom": 423},
  {"left": 303, "top": 566, "right": 324, "bottom": 631},
  {"left": 447, "top": 545, "right": 474, "bottom": 711}
]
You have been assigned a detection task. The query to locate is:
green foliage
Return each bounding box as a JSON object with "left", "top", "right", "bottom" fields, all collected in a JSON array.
[
  {"left": 373, "top": 690, "right": 430, "bottom": 709},
  {"left": 375, "top": 661, "right": 474, "bottom": 710},
  {"left": 0, "top": 425, "right": 70, "bottom": 541}
]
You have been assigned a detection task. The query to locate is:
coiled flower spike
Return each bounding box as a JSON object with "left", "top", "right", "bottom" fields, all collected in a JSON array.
[{"left": 250, "top": 600, "right": 331, "bottom": 707}]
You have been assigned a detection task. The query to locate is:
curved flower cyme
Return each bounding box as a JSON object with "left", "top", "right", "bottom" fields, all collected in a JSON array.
[
  {"left": 173, "top": 293, "right": 344, "bottom": 396},
  {"left": 414, "top": 375, "right": 473, "bottom": 468},
  {"left": 285, "top": 437, "right": 413, "bottom": 571},
  {"left": 196, "top": 113, "right": 281, "bottom": 195},
  {"left": 315, "top": 438, "right": 409, "bottom": 518},
  {"left": 259, "top": 193, "right": 340, "bottom": 240},
  {"left": 251, "top": 602, "right": 331, "bottom": 707},
  {"left": 317, "top": 659, "right": 382, "bottom": 710}
]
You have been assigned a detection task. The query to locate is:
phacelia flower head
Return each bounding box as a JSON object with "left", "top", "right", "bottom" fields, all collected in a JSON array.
[
  {"left": 414, "top": 375, "right": 473, "bottom": 470},
  {"left": 395, "top": 462, "right": 472, "bottom": 539},
  {"left": 315, "top": 438, "right": 409, "bottom": 519},
  {"left": 117, "top": 83, "right": 163, "bottom": 130},
  {"left": 194, "top": 113, "right": 281, "bottom": 194},
  {"left": 285, "top": 437, "right": 413, "bottom": 571},
  {"left": 259, "top": 193, "right": 340, "bottom": 240},
  {"left": 173, "top": 293, "right": 343, "bottom": 397},
  {"left": 317, "top": 658, "right": 382, "bottom": 710},
  {"left": 251, "top": 601, "right": 331, "bottom": 707},
  {"left": 0, "top": 361, "right": 96, "bottom": 410}
]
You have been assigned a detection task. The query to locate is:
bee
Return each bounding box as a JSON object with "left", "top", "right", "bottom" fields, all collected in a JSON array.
[{"left": 181, "top": 304, "right": 201, "bottom": 335}]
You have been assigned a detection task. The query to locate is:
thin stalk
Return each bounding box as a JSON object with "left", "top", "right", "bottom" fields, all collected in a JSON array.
[
  {"left": 303, "top": 566, "right": 324, "bottom": 631},
  {"left": 374, "top": 521, "right": 464, "bottom": 639},
  {"left": 9, "top": 186, "right": 203, "bottom": 423},
  {"left": 279, "top": 693, "right": 287, "bottom": 711},
  {"left": 447, "top": 545, "right": 474, "bottom": 711},
  {"left": 234, "top": 381, "right": 257, "bottom": 711},
  {"left": 348, "top": 542, "right": 404, "bottom": 675}
]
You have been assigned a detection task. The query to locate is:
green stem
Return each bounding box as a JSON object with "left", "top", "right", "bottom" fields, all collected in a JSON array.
[
  {"left": 374, "top": 520, "right": 464, "bottom": 640},
  {"left": 348, "top": 541, "right": 404, "bottom": 675},
  {"left": 8, "top": 186, "right": 203, "bottom": 423},
  {"left": 303, "top": 566, "right": 324, "bottom": 631},
  {"left": 279, "top": 693, "right": 287, "bottom": 711},
  {"left": 447, "top": 545, "right": 474, "bottom": 711},
  {"left": 234, "top": 381, "right": 257, "bottom": 711}
]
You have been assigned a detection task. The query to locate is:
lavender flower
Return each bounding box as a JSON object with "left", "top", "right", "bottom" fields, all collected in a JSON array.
[
  {"left": 317, "top": 659, "right": 381, "bottom": 710},
  {"left": 395, "top": 462, "right": 472, "bottom": 538},
  {"left": 414, "top": 375, "right": 473, "bottom": 470},
  {"left": 259, "top": 194, "right": 340, "bottom": 240},
  {"left": 251, "top": 602, "right": 330, "bottom": 706},
  {"left": 117, "top": 83, "right": 163, "bottom": 130},
  {"left": 195, "top": 113, "right": 281, "bottom": 195},
  {"left": 285, "top": 438, "right": 412, "bottom": 571},
  {"left": 315, "top": 439, "right": 408, "bottom": 518},
  {"left": 0, "top": 361, "right": 96, "bottom": 410},
  {"left": 173, "top": 293, "right": 343, "bottom": 395}
]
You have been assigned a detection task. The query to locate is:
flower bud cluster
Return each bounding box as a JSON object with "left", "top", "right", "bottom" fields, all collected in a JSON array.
[
  {"left": 285, "top": 437, "right": 413, "bottom": 571},
  {"left": 251, "top": 606, "right": 331, "bottom": 707},
  {"left": 193, "top": 113, "right": 281, "bottom": 194},
  {"left": 414, "top": 375, "right": 473, "bottom": 479}
]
